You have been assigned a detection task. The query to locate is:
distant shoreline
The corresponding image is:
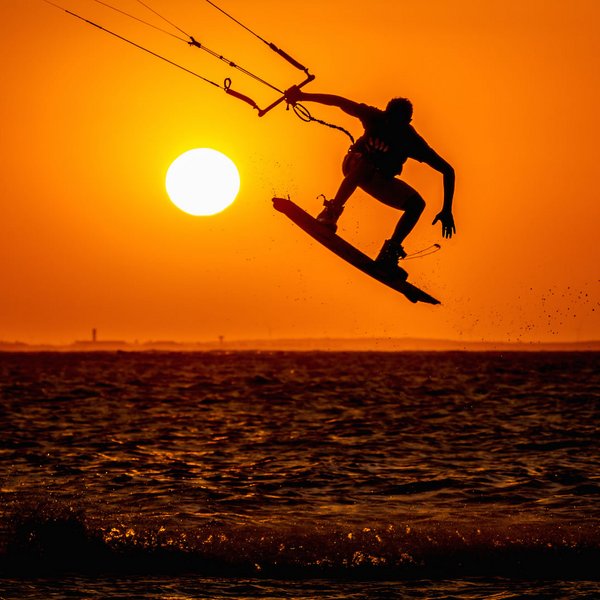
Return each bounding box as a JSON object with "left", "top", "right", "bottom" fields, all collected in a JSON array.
[{"left": 1, "top": 338, "right": 599, "bottom": 353}]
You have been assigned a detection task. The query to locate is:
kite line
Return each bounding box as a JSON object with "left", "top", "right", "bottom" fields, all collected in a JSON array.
[{"left": 39, "top": 0, "right": 354, "bottom": 142}]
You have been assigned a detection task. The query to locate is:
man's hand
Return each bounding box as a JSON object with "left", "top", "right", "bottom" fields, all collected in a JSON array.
[
  {"left": 284, "top": 85, "right": 304, "bottom": 105},
  {"left": 432, "top": 210, "right": 456, "bottom": 239}
]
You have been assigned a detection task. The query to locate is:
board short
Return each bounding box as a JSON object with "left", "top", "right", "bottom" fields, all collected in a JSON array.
[{"left": 341, "top": 150, "right": 421, "bottom": 210}]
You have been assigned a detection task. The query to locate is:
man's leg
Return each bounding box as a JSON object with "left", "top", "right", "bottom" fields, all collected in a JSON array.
[
  {"left": 360, "top": 174, "right": 425, "bottom": 269},
  {"left": 361, "top": 174, "right": 425, "bottom": 244},
  {"left": 317, "top": 152, "right": 374, "bottom": 231},
  {"left": 389, "top": 194, "right": 426, "bottom": 246}
]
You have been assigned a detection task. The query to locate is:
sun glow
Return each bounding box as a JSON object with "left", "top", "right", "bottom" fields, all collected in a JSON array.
[{"left": 166, "top": 148, "right": 240, "bottom": 216}]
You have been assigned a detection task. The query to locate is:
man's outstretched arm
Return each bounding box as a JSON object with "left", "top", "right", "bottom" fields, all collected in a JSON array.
[{"left": 285, "top": 87, "right": 362, "bottom": 118}]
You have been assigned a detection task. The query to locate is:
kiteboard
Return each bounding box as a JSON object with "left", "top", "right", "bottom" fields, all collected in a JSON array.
[{"left": 272, "top": 197, "right": 440, "bottom": 305}]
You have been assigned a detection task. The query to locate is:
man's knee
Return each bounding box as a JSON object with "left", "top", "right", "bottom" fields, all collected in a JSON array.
[{"left": 408, "top": 194, "right": 426, "bottom": 215}]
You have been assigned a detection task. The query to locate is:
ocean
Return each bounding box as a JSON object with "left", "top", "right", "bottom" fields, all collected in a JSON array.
[{"left": 0, "top": 351, "right": 598, "bottom": 599}]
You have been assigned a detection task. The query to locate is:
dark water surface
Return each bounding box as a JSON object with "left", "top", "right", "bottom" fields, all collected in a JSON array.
[{"left": 0, "top": 351, "right": 598, "bottom": 598}]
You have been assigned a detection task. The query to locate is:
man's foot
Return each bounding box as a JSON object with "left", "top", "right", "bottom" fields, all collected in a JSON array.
[
  {"left": 316, "top": 199, "right": 344, "bottom": 233},
  {"left": 375, "top": 239, "right": 408, "bottom": 276}
]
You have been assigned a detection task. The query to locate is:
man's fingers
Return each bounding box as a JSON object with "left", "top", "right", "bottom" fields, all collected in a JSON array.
[
  {"left": 443, "top": 225, "right": 454, "bottom": 239},
  {"left": 434, "top": 214, "right": 456, "bottom": 238}
]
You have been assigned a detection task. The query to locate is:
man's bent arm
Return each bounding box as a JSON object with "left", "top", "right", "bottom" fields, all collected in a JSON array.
[
  {"left": 426, "top": 152, "right": 455, "bottom": 213},
  {"left": 426, "top": 151, "right": 456, "bottom": 238}
]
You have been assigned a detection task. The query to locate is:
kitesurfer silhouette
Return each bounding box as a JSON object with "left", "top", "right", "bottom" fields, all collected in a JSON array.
[{"left": 285, "top": 87, "right": 455, "bottom": 272}]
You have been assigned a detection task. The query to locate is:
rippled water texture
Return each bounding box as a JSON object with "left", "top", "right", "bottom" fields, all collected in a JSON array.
[{"left": 1, "top": 351, "right": 599, "bottom": 598}]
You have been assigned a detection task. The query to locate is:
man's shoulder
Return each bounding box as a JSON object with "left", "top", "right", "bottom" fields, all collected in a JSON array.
[
  {"left": 356, "top": 103, "right": 383, "bottom": 121},
  {"left": 406, "top": 124, "right": 430, "bottom": 146},
  {"left": 405, "top": 125, "right": 436, "bottom": 161},
  {"left": 406, "top": 124, "right": 423, "bottom": 138}
]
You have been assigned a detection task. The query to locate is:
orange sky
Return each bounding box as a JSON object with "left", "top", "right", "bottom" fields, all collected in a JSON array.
[{"left": 1, "top": 0, "right": 599, "bottom": 344}]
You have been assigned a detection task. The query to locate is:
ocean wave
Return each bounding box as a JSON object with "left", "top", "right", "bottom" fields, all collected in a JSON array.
[{"left": 2, "top": 506, "right": 598, "bottom": 580}]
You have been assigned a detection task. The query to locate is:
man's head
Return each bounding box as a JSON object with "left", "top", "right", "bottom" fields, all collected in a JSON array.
[{"left": 386, "top": 97, "right": 413, "bottom": 124}]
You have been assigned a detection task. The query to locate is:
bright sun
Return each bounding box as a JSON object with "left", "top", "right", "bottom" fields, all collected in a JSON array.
[{"left": 166, "top": 148, "right": 240, "bottom": 216}]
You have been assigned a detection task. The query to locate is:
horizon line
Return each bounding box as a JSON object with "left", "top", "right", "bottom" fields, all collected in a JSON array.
[{"left": 1, "top": 336, "right": 598, "bottom": 352}]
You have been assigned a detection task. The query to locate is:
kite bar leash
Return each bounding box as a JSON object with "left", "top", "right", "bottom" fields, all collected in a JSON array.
[{"left": 402, "top": 244, "right": 442, "bottom": 260}]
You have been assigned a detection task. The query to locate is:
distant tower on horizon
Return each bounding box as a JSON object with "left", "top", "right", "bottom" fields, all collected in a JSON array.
[{"left": 92, "top": 328, "right": 97, "bottom": 343}]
